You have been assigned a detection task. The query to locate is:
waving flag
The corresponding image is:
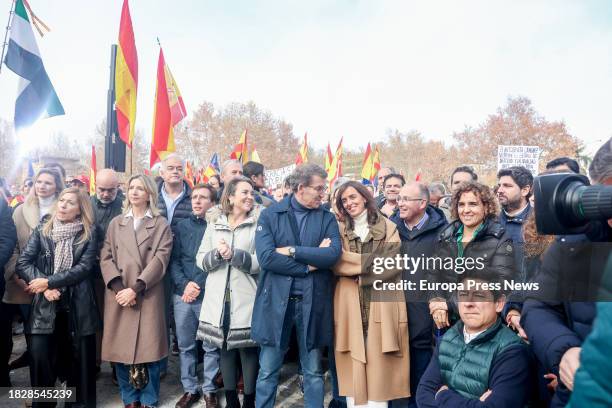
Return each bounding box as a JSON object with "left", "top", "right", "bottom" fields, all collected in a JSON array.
[
  {"left": 115, "top": 0, "right": 138, "bottom": 147},
  {"left": 251, "top": 146, "right": 261, "bottom": 163},
  {"left": 89, "top": 145, "right": 97, "bottom": 196},
  {"left": 4, "top": 0, "right": 64, "bottom": 130},
  {"left": 360, "top": 143, "right": 374, "bottom": 184},
  {"left": 327, "top": 137, "right": 343, "bottom": 187},
  {"left": 150, "top": 46, "right": 187, "bottom": 168},
  {"left": 295, "top": 133, "right": 308, "bottom": 165},
  {"left": 372, "top": 145, "right": 381, "bottom": 188},
  {"left": 184, "top": 161, "right": 195, "bottom": 188},
  {"left": 324, "top": 142, "right": 333, "bottom": 173},
  {"left": 202, "top": 153, "right": 220, "bottom": 183},
  {"left": 229, "top": 130, "right": 248, "bottom": 164}
]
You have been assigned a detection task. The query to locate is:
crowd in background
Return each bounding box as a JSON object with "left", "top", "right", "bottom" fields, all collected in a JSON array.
[{"left": 0, "top": 137, "right": 611, "bottom": 408}]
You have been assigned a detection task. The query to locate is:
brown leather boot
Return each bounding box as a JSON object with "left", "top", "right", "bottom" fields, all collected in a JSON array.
[
  {"left": 203, "top": 393, "right": 218, "bottom": 408},
  {"left": 175, "top": 392, "right": 201, "bottom": 408}
]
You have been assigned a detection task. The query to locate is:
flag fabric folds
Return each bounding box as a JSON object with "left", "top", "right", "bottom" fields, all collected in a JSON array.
[
  {"left": 251, "top": 146, "right": 261, "bottom": 164},
  {"left": 324, "top": 142, "right": 333, "bottom": 173},
  {"left": 360, "top": 142, "right": 374, "bottom": 184},
  {"left": 202, "top": 153, "right": 220, "bottom": 183},
  {"left": 150, "top": 47, "right": 186, "bottom": 168},
  {"left": 115, "top": 0, "right": 138, "bottom": 147},
  {"left": 4, "top": 0, "right": 64, "bottom": 130},
  {"left": 372, "top": 145, "right": 381, "bottom": 188},
  {"left": 229, "top": 130, "right": 248, "bottom": 164},
  {"left": 184, "top": 161, "right": 195, "bottom": 188},
  {"left": 295, "top": 133, "right": 308, "bottom": 165},
  {"left": 327, "top": 137, "right": 343, "bottom": 187},
  {"left": 89, "top": 145, "right": 97, "bottom": 196}
]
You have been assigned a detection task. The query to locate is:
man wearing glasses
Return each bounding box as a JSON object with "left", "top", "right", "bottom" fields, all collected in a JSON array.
[
  {"left": 90, "top": 168, "right": 124, "bottom": 377},
  {"left": 252, "top": 164, "right": 342, "bottom": 408},
  {"left": 391, "top": 182, "right": 448, "bottom": 408}
]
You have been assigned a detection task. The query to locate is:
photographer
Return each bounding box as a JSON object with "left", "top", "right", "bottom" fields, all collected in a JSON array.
[{"left": 521, "top": 138, "right": 612, "bottom": 407}]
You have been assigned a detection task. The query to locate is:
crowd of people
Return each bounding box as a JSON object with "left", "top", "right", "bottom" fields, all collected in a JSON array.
[{"left": 0, "top": 137, "right": 610, "bottom": 408}]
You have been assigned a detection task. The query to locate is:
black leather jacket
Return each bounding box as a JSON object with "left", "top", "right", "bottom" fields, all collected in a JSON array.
[{"left": 16, "top": 224, "right": 100, "bottom": 336}]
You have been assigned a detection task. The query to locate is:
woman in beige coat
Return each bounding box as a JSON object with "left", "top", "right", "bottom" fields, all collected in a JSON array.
[
  {"left": 100, "top": 174, "right": 173, "bottom": 408},
  {"left": 3, "top": 167, "right": 64, "bottom": 372},
  {"left": 196, "top": 177, "right": 259, "bottom": 408},
  {"left": 333, "top": 181, "right": 410, "bottom": 408}
]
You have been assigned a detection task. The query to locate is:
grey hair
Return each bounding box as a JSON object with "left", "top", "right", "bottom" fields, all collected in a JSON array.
[
  {"left": 428, "top": 182, "right": 446, "bottom": 196},
  {"left": 289, "top": 164, "right": 327, "bottom": 192},
  {"left": 221, "top": 159, "right": 243, "bottom": 175},
  {"left": 589, "top": 137, "right": 612, "bottom": 183},
  {"left": 161, "top": 153, "right": 185, "bottom": 168},
  {"left": 331, "top": 177, "right": 351, "bottom": 198}
]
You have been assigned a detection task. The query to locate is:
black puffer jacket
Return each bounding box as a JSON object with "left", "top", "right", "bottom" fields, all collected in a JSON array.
[
  {"left": 16, "top": 224, "right": 100, "bottom": 336},
  {"left": 157, "top": 180, "right": 192, "bottom": 232},
  {"left": 432, "top": 217, "right": 515, "bottom": 300}
]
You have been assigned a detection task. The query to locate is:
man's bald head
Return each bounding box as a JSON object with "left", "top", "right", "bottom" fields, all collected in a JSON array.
[{"left": 96, "top": 168, "right": 120, "bottom": 204}]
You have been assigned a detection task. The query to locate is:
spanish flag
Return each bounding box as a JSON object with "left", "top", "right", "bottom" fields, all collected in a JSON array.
[
  {"left": 372, "top": 145, "right": 381, "bottom": 188},
  {"left": 89, "top": 145, "right": 97, "bottom": 196},
  {"left": 202, "top": 153, "right": 220, "bottom": 183},
  {"left": 327, "top": 137, "right": 343, "bottom": 187},
  {"left": 324, "top": 142, "right": 333, "bottom": 173},
  {"left": 295, "top": 133, "right": 308, "bottom": 165},
  {"left": 360, "top": 143, "right": 374, "bottom": 184},
  {"left": 115, "top": 0, "right": 138, "bottom": 148},
  {"left": 251, "top": 146, "right": 262, "bottom": 164},
  {"left": 184, "top": 161, "right": 195, "bottom": 188},
  {"left": 229, "top": 130, "right": 248, "bottom": 164},
  {"left": 150, "top": 46, "right": 187, "bottom": 168}
]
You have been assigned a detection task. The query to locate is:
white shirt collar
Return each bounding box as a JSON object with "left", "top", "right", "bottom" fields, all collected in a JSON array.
[
  {"left": 125, "top": 208, "right": 153, "bottom": 219},
  {"left": 463, "top": 326, "right": 486, "bottom": 344}
]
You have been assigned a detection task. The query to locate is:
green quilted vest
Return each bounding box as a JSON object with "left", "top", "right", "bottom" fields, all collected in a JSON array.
[{"left": 438, "top": 317, "right": 526, "bottom": 399}]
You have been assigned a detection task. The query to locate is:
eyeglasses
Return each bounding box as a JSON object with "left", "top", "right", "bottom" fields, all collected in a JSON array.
[
  {"left": 307, "top": 185, "right": 328, "bottom": 194},
  {"left": 397, "top": 197, "right": 425, "bottom": 203}
]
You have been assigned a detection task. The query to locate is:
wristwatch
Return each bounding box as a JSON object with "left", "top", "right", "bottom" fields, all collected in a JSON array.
[{"left": 288, "top": 247, "right": 296, "bottom": 258}]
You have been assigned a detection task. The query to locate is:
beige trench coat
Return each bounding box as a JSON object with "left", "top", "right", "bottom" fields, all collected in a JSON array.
[
  {"left": 100, "top": 214, "right": 173, "bottom": 364},
  {"left": 333, "top": 214, "right": 410, "bottom": 405}
]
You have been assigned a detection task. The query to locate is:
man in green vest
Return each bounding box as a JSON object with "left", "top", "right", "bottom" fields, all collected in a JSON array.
[{"left": 416, "top": 276, "right": 533, "bottom": 407}]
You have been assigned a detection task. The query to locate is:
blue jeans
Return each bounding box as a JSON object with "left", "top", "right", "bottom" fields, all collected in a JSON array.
[
  {"left": 256, "top": 297, "right": 324, "bottom": 408},
  {"left": 389, "top": 347, "right": 433, "bottom": 408},
  {"left": 115, "top": 360, "right": 162, "bottom": 406},
  {"left": 173, "top": 295, "right": 220, "bottom": 394}
]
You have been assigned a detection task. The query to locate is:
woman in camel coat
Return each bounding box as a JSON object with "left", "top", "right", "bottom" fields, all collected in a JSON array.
[
  {"left": 100, "top": 174, "right": 173, "bottom": 408},
  {"left": 333, "top": 181, "right": 410, "bottom": 408}
]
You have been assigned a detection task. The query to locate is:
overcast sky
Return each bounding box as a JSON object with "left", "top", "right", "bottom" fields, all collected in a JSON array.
[{"left": 1, "top": 0, "right": 611, "bottom": 157}]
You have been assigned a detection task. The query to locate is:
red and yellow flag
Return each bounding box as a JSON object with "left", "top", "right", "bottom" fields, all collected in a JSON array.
[
  {"left": 251, "top": 145, "right": 261, "bottom": 164},
  {"left": 229, "top": 130, "right": 248, "bottom": 164},
  {"left": 89, "top": 145, "right": 97, "bottom": 196},
  {"left": 150, "top": 47, "right": 187, "bottom": 168},
  {"left": 295, "top": 133, "right": 308, "bottom": 165},
  {"left": 184, "top": 161, "right": 195, "bottom": 189},
  {"left": 115, "top": 0, "right": 138, "bottom": 148},
  {"left": 324, "top": 142, "right": 333, "bottom": 173},
  {"left": 327, "top": 137, "right": 343, "bottom": 187},
  {"left": 360, "top": 143, "right": 374, "bottom": 184},
  {"left": 372, "top": 144, "right": 381, "bottom": 187}
]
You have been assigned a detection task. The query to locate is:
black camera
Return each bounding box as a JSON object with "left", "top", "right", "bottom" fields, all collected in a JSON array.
[{"left": 533, "top": 173, "right": 612, "bottom": 235}]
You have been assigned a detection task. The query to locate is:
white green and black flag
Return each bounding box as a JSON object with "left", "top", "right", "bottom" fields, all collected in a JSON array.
[{"left": 4, "top": 0, "right": 64, "bottom": 130}]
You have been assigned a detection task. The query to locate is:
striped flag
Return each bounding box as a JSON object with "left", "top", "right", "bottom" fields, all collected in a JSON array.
[
  {"left": 229, "top": 130, "right": 248, "bottom": 164},
  {"left": 324, "top": 142, "right": 333, "bottom": 173},
  {"left": 202, "top": 153, "right": 220, "bottom": 183},
  {"left": 327, "top": 138, "right": 343, "bottom": 187},
  {"left": 360, "top": 143, "right": 374, "bottom": 184},
  {"left": 150, "top": 46, "right": 186, "bottom": 168},
  {"left": 89, "top": 145, "right": 97, "bottom": 196},
  {"left": 184, "top": 161, "right": 195, "bottom": 188},
  {"left": 115, "top": 0, "right": 138, "bottom": 147},
  {"left": 372, "top": 145, "right": 381, "bottom": 188},
  {"left": 4, "top": 0, "right": 64, "bottom": 130},
  {"left": 295, "top": 133, "right": 308, "bottom": 165}
]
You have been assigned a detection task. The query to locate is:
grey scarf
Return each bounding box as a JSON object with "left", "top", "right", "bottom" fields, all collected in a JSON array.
[{"left": 51, "top": 219, "right": 84, "bottom": 275}]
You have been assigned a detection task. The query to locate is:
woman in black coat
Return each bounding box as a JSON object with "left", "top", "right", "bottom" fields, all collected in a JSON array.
[
  {"left": 17, "top": 187, "right": 99, "bottom": 408},
  {"left": 429, "top": 181, "right": 515, "bottom": 330}
]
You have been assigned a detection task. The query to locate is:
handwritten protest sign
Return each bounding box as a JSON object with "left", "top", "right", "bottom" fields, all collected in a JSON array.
[
  {"left": 265, "top": 164, "right": 296, "bottom": 188},
  {"left": 497, "top": 145, "right": 541, "bottom": 175}
]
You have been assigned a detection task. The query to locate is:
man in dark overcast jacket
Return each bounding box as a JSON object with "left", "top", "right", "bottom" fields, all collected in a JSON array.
[
  {"left": 0, "top": 198, "right": 17, "bottom": 386},
  {"left": 390, "top": 182, "right": 448, "bottom": 408}
]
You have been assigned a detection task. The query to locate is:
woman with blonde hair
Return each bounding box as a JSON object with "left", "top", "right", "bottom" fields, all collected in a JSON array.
[
  {"left": 3, "top": 167, "right": 64, "bottom": 373},
  {"left": 197, "top": 176, "right": 259, "bottom": 408},
  {"left": 16, "top": 187, "right": 99, "bottom": 407},
  {"left": 101, "top": 174, "right": 173, "bottom": 408}
]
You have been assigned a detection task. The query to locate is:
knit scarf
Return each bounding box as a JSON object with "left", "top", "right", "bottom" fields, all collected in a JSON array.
[{"left": 51, "top": 219, "right": 83, "bottom": 275}]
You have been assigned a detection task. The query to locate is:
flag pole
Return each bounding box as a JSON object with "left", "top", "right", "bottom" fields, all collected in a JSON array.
[{"left": 0, "top": 0, "right": 16, "bottom": 75}]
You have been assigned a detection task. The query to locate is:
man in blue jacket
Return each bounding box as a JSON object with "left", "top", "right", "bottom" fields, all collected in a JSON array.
[
  {"left": 390, "top": 182, "right": 448, "bottom": 408},
  {"left": 253, "top": 164, "right": 342, "bottom": 408},
  {"left": 416, "top": 275, "right": 533, "bottom": 407},
  {"left": 170, "top": 184, "right": 220, "bottom": 408}
]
